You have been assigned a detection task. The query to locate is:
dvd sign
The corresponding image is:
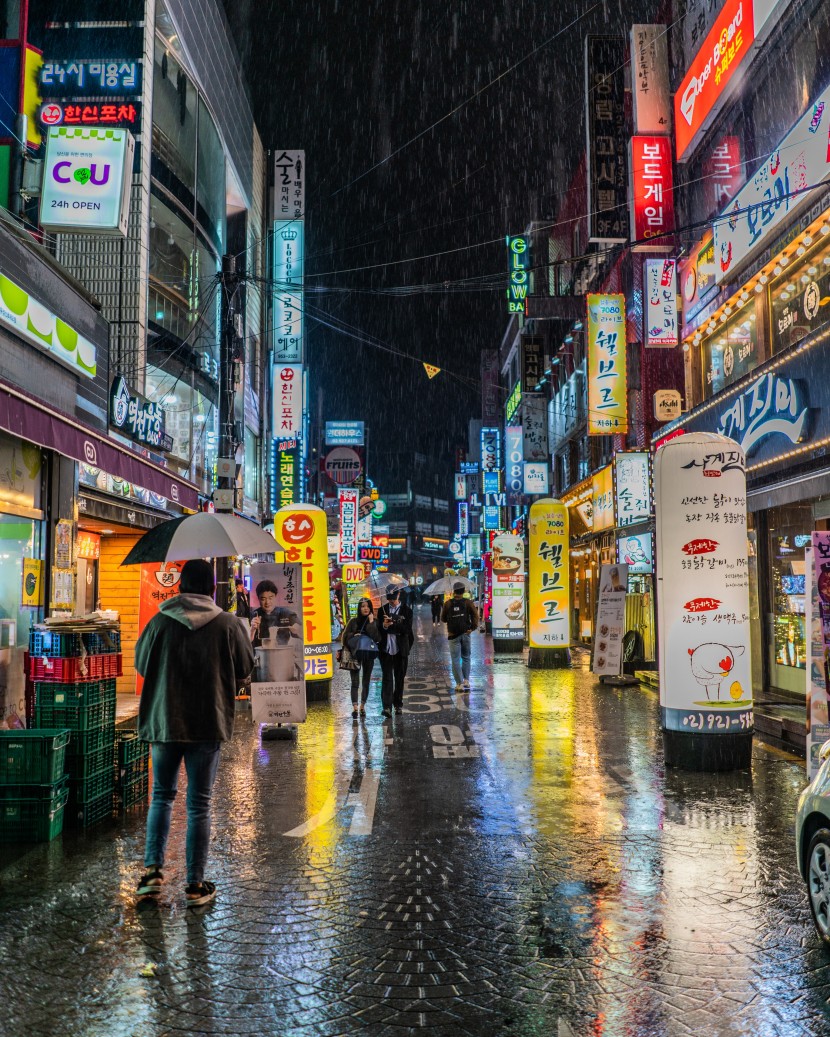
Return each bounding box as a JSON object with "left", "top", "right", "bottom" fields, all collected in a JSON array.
[{"left": 323, "top": 446, "right": 362, "bottom": 486}]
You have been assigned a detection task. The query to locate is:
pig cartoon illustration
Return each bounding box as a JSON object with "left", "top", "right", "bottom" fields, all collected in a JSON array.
[{"left": 688, "top": 643, "right": 745, "bottom": 700}]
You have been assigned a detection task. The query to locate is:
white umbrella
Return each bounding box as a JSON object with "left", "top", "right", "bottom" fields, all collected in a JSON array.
[
  {"left": 351, "top": 572, "right": 408, "bottom": 597},
  {"left": 422, "top": 575, "right": 476, "bottom": 596},
  {"left": 121, "top": 513, "right": 284, "bottom": 564}
]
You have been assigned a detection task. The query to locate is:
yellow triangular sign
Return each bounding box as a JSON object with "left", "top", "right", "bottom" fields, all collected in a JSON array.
[{"left": 423, "top": 362, "right": 441, "bottom": 380}]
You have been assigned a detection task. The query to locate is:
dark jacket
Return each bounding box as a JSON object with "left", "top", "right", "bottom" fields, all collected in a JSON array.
[
  {"left": 440, "top": 597, "right": 479, "bottom": 639},
  {"left": 136, "top": 593, "right": 255, "bottom": 743},
  {"left": 341, "top": 614, "right": 380, "bottom": 648},
  {"left": 377, "top": 602, "right": 414, "bottom": 657}
]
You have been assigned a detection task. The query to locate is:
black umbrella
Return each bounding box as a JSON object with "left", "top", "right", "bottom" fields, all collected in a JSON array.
[{"left": 121, "top": 513, "right": 284, "bottom": 565}]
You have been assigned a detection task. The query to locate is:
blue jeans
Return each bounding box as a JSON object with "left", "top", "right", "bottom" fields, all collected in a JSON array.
[
  {"left": 449, "top": 634, "right": 471, "bottom": 685},
  {"left": 144, "top": 741, "right": 221, "bottom": 884}
]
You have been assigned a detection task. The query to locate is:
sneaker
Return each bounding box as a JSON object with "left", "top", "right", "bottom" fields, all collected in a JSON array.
[
  {"left": 454, "top": 684, "right": 463, "bottom": 692},
  {"left": 381, "top": 709, "right": 392, "bottom": 718},
  {"left": 462, "top": 680, "right": 471, "bottom": 690},
  {"left": 185, "top": 881, "right": 217, "bottom": 907},
  {"left": 136, "top": 867, "right": 164, "bottom": 897},
  {"left": 352, "top": 708, "right": 358, "bottom": 719}
]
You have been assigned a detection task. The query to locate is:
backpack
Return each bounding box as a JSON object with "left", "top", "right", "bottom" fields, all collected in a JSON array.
[{"left": 446, "top": 599, "right": 472, "bottom": 637}]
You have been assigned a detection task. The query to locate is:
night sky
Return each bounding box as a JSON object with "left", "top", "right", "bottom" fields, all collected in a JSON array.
[{"left": 223, "top": 0, "right": 661, "bottom": 493}]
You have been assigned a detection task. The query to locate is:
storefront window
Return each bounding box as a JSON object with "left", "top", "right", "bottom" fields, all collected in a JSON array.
[
  {"left": 769, "top": 504, "right": 811, "bottom": 677},
  {"left": 769, "top": 233, "right": 830, "bottom": 355},
  {"left": 244, "top": 431, "right": 259, "bottom": 501},
  {"left": 0, "top": 514, "right": 42, "bottom": 725},
  {"left": 191, "top": 389, "right": 216, "bottom": 485},
  {"left": 700, "top": 302, "right": 758, "bottom": 400},
  {"left": 145, "top": 365, "right": 192, "bottom": 468}
]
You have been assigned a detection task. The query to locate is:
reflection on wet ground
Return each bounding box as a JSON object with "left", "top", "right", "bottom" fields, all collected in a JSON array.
[{"left": 0, "top": 607, "right": 827, "bottom": 1036}]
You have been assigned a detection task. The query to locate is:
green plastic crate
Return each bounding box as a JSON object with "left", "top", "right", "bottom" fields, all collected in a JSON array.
[
  {"left": 65, "top": 745, "right": 113, "bottom": 784},
  {"left": 0, "top": 780, "right": 69, "bottom": 842},
  {"left": 118, "top": 771, "right": 150, "bottom": 810},
  {"left": 68, "top": 724, "right": 116, "bottom": 758},
  {"left": 35, "top": 679, "right": 117, "bottom": 709},
  {"left": 0, "top": 729, "right": 70, "bottom": 785},
  {"left": 69, "top": 788, "right": 114, "bottom": 828},
  {"left": 35, "top": 688, "right": 116, "bottom": 732},
  {"left": 116, "top": 732, "right": 149, "bottom": 785}
]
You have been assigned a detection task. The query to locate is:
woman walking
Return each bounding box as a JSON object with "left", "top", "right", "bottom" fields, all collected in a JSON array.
[{"left": 340, "top": 598, "right": 380, "bottom": 719}]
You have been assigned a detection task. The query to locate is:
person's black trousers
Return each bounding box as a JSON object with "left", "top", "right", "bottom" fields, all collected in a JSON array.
[
  {"left": 379, "top": 652, "right": 407, "bottom": 710},
  {"left": 349, "top": 651, "right": 376, "bottom": 704}
]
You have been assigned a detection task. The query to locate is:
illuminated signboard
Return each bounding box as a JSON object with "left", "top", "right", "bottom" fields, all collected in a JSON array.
[
  {"left": 528, "top": 498, "right": 570, "bottom": 647},
  {"left": 40, "top": 101, "right": 140, "bottom": 130},
  {"left": 40, "top": 126, "right": 134, "bottom": 235},
  {"left": 506, "top": 235, "right": 530, "bottom": 313},
  {"left": 679, "top": 231, "right": 716, "bottom": 329},
  {"left": 645, "top": 258, "right": 678, "bottom": 347},
  {"left": 271, "top": 363, "right": 303, "bottom": 438},
  {"left": 506, "top": 426, "right": 524, "bottom": 496},
  {"left": 458, "top": 502, "right": 469, "bottom": 536},
  {"left": 674, "top": 0, "right": 781, "bottom": 161},
  {"left": 630, "top": 24, "right": 671, "bottom": 134},
  {"left": 480, "top": 426, "right": 501, "bottom": 472},
  {"left": 587, "top": 294, "right": 628, "bottom": 435},
  {"left": 460, "top": 461, "right": 479, "bottom": 474},
  {"left": 629, "top": 135, "right": 675, "bottom": 249},
  {"left": 338, "top": 487, "right": 358, "bottom": 564},
  {"left": 505, "top": 381, "right": 521, "bottom": 422},
  {"left": 614, "top": 452, "right": 651, "bottom": 527},
  {"left": 483, "top": 471, "right": 500, "bottom": 493},
  {"left": 714, "top": 82, "right": 830, "bottom": 284},
  {"left": 454, "top": 473, "right": 466, "bottom": 500},
  {"left": 482, "top": 505, "right": 502, "bottom": 530},
  {"left": 40, "top": 60, "right": 140, "bottom": 96},
  {"left": 523, "top": 463, "right": 549, "bottom": 495},
  {"left": 617, "top": 532, "right": 653, "bottom": 574},
  {"left": 272, "top": 220, "right": 304, "bottom": 362},
  {"left": 109, "top": 375, "right": 171, "bottom": 451},
  {"left": 585, "top": 35, "right": 628, "bottom": 244},
  {"left": 325, "top": 420, "right": 364, "bottom": 445},
  {"left": 273, "top": 440, "right": 298, "bottom": 511},
  {"left": 592, "top": 465, "right": 615, "bottom": 531}
]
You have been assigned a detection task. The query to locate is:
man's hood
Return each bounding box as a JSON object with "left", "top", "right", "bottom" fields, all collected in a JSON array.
[{"left": 158, "top": 593, "right": 223, "bottom": 630}]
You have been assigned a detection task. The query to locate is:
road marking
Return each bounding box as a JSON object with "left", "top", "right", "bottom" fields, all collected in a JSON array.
[
  {"left": 282, "top": 792, "right": 338, "bottom": 838},
  {"left": 347, "top": 768, "right": 380, "bottom": 835}
]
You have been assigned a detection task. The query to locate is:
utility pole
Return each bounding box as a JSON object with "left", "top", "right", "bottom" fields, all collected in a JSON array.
[{"left": 216, "top": 254, "right": 240, "bottom": 611}]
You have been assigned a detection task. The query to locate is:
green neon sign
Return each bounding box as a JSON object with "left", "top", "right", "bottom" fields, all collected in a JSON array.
[{"left": 505, "top": 380, "right": 521, "bottom": 422}]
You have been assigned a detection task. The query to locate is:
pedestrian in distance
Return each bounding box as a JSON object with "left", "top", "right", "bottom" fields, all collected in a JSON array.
[
  {"left": 431, "top": 594, "right": 443, "bottom": 625},
  {"left": 339, "top": 597, "right": 380, "bottom": 719},
  {"left": 378, "top": 584, "right": 414, "bottom": 717},
  {"left": 234, "top": 578, "right": 251, "bottom": 620},
  {"left": 441, "top": 582, "right": 479, "bottom": 691},
  {"left": 134, "top": 559, "right": 255, "bottom": 907},
  {"left": 250, "top": 578, "right": 301, "bottom": 648}
]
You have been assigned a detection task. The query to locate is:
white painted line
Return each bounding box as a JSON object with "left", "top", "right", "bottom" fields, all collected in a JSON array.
[
  {"left": 282, "top": 791, "right": 337, "bottom": 838},
  {"left": 347, "top": 768, "right": 380, "bottom": 836}
]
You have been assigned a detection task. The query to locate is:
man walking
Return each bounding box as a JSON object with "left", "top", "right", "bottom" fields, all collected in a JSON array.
[
  {"left": 441, "top": 582, "right": 479, "bottom": 691},
  {"left": 377, "top": 584, "right": 413, "bottom": 717},
  {"left": 134, "top": 559, "right": 254, "bottom": 907}
]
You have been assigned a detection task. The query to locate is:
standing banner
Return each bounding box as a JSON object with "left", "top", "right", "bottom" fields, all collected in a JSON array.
[
  {"left": 654, "top": 433, "right": 753, "bottom": 735},
  {"left": 276, "top": 504, "right": 333, "bottom": 681},
  {"left": 491, "top": 533, "right": 525, "bottom": 640},
  {"left": 528, "top": 498, "right": 570, "bottom": 648},
  {"left": 808, "top": 537, "right": 830, "bottom": 777},
  {"left": 593, "top": 564, "right": 629, "bottom": 676},
  {"left": 249, "top": 562, "right": 306, "bottom": 725}
]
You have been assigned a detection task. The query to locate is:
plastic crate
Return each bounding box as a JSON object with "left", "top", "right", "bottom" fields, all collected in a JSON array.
[
  {"left": 69, "top": 788, "right": 114, "bottom": 828},
  {"left": 67, "top": 724, "right": 116, "bottom": 758},
  {"left": 70, "top": 768, "right": 114, "bottom": 804},
  {"left": 116, "top": 732, "right": 150, "bottom": 784},
  {"left": 118, "top": 771, "right": 149, "bottom": 810},
  {"left": 0, "top": 780, "right": 69, "bottom": 842},
  {"left": 0, "top": 729, "right": 70, "bottom": 785},
  {"left": 83, "top": 629, "right": 121, "bottom": 655},
  {"left": 35, "top": 684, "right": 116, "bottom": 732},
  {"left": 28, "top": 654, "right": 122, "bottom": 682},
  {"left": 65, "top": 745, "right": 113, "bottom": 784},
  {"left": 35, "top": 679, "right": 117, "bottom": 709},
  {"left": 29, "top": 627, "right": 120, "bottom": 658}
]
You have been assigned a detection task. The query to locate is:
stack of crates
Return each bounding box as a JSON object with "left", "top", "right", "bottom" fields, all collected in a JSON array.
[
  {"left": 30, "top": 624, "right": 122, "bottom": 828},
  {"left": 0, "top": 729, "right": 71, "bottom": 842},
  {"left": 115, "top": 731, "right": 150, "bottom": 810}
]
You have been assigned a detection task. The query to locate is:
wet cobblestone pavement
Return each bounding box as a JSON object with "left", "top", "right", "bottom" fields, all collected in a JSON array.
[{"left": 1, "top": 606, "right": 829, "bottom": 1036}]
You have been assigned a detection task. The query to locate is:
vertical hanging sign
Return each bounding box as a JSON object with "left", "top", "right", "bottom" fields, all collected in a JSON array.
[
  {"left": 273, "top": 150, "right": 305, "bottom": 363},
  {"left": 585, "top": 35, "right": 628, "bottom": 244},
  {"left": 629, "top": 135, "right": 675, "bottom": 249},
  {"left": 630, "top": 24, "right": 671, "bottom": 133},
  {"left": 528, "top": 498, "right": 570, "bottom": 648},
  {"left": 506, "top": 235, "right": 530, "bottom": 313},
  {"left": 645, "top": 258, "right": 679, "bottom": 346},
  {"left": 654, "top": 433, "right": 753, "bottom": 742},
  {"left": 587, "top": 294, "right": 628, "bottom": 435}
]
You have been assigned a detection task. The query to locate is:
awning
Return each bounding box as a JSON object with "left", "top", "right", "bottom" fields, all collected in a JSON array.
[{"left": 0, "top": 378, "right": 199, "bottom": 510}]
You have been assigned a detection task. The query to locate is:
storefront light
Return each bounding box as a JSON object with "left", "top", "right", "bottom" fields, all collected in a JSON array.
[
  {"left": 822, "top": 224, "right": 830, "bottom": 236},
  {"left": 773, "top": 265, "right": 782, "bottom": 276},
  {"left": 760, "top": 274, "right": 769, "bottom": 284},
  {"left": 755, "top": 283, "right": 764, "bottom": 293},
  {"left": 824, "top": 256, "right": 830, "bottom": 266},
  {"left": 804, "top": 235, "right": 813, "bottom": 246},
  {"left": 780, "top": 255, "right": 789, "bottom": 267},
  {"left": 796, "top": 245, "right": 807, "bottom": 257},
  {"left": 809, "top": 266, "right": 818, "bottom": 276}
]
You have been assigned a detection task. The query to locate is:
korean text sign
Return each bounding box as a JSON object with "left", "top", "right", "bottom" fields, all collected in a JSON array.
[
  {"left": 276, "top": 504, "right": 333, "bottom": 682},
  {"left": 585, "top": 35, "right": 628, "bottom": 243},
  {"left": 491, "top": 533, "right": 525, "bottom": 640},
  {"left": 630, "top": 136, "right": 675, "bottom": 248},
  {"left": 714, "top": 82, "right": 830, "bottom": 284},
  {"left": 807, "top": 539, "right": 830, "bottom": 778},
  {"left": 645, "top": 258, "right": 679, "bottom": 347},
  {"left": 272, "top": 363, "right": 303, "bottom": 438},
  {"left": 338, "top": 487, "right": 358, "bottom": 564},
  {"left": 593, "top": 563, "right": 629, "bottom": 676},
  {"left": 592, "top": 465, "right": 615, "bottom": 532},
  {"left": 528, "top": 499, "right": 570, "bottom": 648},
  {"left": 654, "top": 433, "right": 753, "bottom": 733},
  {"left": 587, "top": 294, "right": 628, "bottom": 435},
  {"left": 614, "top": 452, "right": 651, "bottom": 527},
  {"left": 273, "top": 219, "right": 304, "bottom": 362}
]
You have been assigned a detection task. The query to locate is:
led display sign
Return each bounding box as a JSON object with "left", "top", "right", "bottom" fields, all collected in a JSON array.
[{"left": 506, "top": 236, "right": 530, "bottom": 314}]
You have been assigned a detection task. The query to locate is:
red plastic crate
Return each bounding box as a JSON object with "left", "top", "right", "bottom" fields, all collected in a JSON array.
[{"left": 28, "top": 654, "right": 123, "bottom": 682}]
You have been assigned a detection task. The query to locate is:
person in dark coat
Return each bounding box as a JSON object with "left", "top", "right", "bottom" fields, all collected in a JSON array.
[
  {"left": 135, "top": 559, "right": 254, "bottom": 907},
  {"left": 431, "top": 594, "right": 443, "bottom": 624},
  {"left": 377, "top": 585, "right": 414, "bottom": 717},
  {"left": 338, "top": 597, "right": 379, "bottom": 719},
  {"left": 234, "top": 578, "right": 251, "bottom": 620}
]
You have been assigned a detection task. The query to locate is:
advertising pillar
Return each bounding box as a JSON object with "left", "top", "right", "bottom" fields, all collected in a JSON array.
[
  {"left": 275, "top": 504, "right": 333, "bottom": 703},
  {"left": 527, "top": 498, "right": 570, "bottom": 668},
  {"left": 491, "top": 533, "right": 525, "bottom": 653},
  {"left": 654, "top": 433, "right": 752, "bottom": 771}
]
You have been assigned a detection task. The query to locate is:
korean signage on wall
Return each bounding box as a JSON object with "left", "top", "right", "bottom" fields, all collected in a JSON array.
[
  {"left": 521, "top": 337, "right": 544, "bottom": 393},
  {"left": 522, "top": 395, "right": 548, "bottom": 461},
  {"left": 528, "top": 499, "right": 570, "bottom": 647},
  {"left": 480, "top": 426, "right": 502, "bottom": 472},
  {"left": 40, "top": 127, "right": 134, "bottom": 235},
  {"left": 272, "top": 363, "right": 303, "bottom": 438},
  {"left": 40, "top": 60, "right": 141, "bottom": 97},
  {"left": 338, "top": 487, "right": 358, "bottom": 564},
  {"left": 272, "top": 220, "right": 304, "bottom": 362},
  {"left": 39, "top": 58, "right": 141, "bottom": 134},
  {"left": 617, "top": 533, "right": 653, "bottom": 574},
  {"left": 585, "top": 35, "right": 628, "bottom": 244},
  {"left": 703, "top": 135, "right": 744, "bottom": 215},
  {"left": 109, "top": 375, "right": 170, "bottom": 451},
  {"left": 523, "top": 463, "right": 549, "bottom": 496},
  {"left": 274, "top": 150, "right": 304, "bottom": 219},
  {"left": 273, "top": 439, "right": 298, "bottom": 511},
  {"left": 674, "top": 0, "right": 782, "bottom": 161},
  {"left": 457, "top": 501, "right": 469, "bottom": 536},
  {"left": 645, "top": 258, "right": 678, "bottom": 347},
  {"left": 454, "top": 473, "right": 467, "bottom": 500},
  {"left": 505, "top": 426, "right": 524, "bottom": 496},
  {"left": 714, "top": 82, "right": 830, "bottom": 284},
  {"left": 491, "top": 533, "right": 525, "bottom": 640},
  {"left": 614, "top": 452, "right": 651, "bottom": 527},
  {"left": 630, "top": 24, "right": 671, "bottom": 134},
  {"left": 654, "top": 434, "right": 753, "bottom": 733},
  {"left": 587, "top": 293, "right": 628, "bottom": 435},
  {"left": 506, "top": 235, "right": 530, "bottom": 313},
  {"left": 592, "top": 465, "right": 615, "bottom": 532},
  {"left": 629, "top": 135, "right": 675, "bottom": 249},
  {"left": 679, "top": 231, "right": 717, "bottom": 328},
  {"left": 481, "top": 349, "right": 500, "bottom": 423},
  {"left": 325, "top": 420, "right": 364, "bottom": 445}
]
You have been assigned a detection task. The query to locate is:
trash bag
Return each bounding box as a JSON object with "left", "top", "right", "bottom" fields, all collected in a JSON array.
[{"left": 622, "top": 629, "right": 643, "bottom": 663}]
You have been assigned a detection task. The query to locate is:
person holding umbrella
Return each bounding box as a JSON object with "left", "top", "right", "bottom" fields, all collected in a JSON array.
[
  {"left": 377, "top": 584, "right": 414, "bottom": 717},
  {"left": 339, "top": 597, "right": 380, "bottom": 719},
  {"left": 441, "top": 582, "right": 479, "bottom": 691}
]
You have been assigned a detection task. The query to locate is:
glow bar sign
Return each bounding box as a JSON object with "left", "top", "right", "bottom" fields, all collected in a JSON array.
[
  {"left": 587, "top": 294, "right": 628, "bottom": 435},
  {"left": 457, "top": 502, "right": 469, "bottom": 536},
  {"left": 506, "top": 236, "right": 529, "bottom": 314},
  {"left": 338, "top": 487, "right": 358, "bottom": 564},
  {"left": 480, "top": 426, "right": 501, "bottom": 472}
]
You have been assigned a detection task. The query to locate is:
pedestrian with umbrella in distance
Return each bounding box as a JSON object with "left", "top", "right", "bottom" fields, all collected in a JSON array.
[
  {"left": 339, "top": 597, "right": 380, "bottom": 719},
  {"left": 441, "top": 581, "right": 479, "bottom": 691},
  {"left": 377, "top": 584, "right": 414, "bottom": 717}
]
